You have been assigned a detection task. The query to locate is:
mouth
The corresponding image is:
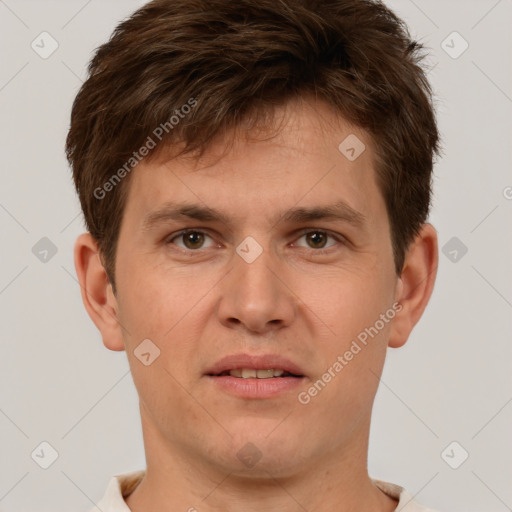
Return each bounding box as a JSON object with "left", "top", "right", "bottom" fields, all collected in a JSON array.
[
  {"left": 205, "top": 354, "right": 305, "bottom": 398},
  {"left": 209, "top": 368, "right": 303, "bottom": 379}
]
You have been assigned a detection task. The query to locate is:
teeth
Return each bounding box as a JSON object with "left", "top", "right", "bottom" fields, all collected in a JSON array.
[{"left": 228, "top": 369, "right": 286, "bottom": 378}]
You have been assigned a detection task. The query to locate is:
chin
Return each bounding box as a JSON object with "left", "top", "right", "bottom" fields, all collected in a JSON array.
[{"left": 215, "top": 423, "right": 310, "bottom": 478}]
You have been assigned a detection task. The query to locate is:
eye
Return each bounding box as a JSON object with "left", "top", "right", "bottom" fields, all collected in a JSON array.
[
  {"left": 292, "top": 230, "right": 343, "bottom": 252},
  {"left": 167, "top": 229, "right": 217, "bottom": 251}
]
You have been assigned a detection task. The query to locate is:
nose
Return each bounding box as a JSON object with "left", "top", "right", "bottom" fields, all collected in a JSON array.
[{"left": 216, "top": 245, "right": 297, "bottom": 334}]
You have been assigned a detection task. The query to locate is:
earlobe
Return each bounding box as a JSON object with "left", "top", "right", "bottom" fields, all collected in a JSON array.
[
  {"left": 388, "top": 223, "right": 438, "bottom": 348},
  {"left": 74, "top": 233, "right": 125, "bottom": 351}
]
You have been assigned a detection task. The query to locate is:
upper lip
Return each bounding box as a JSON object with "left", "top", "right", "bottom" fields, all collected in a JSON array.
[{"left": 205, "top": 353, "right": 305, "bottom": 376}]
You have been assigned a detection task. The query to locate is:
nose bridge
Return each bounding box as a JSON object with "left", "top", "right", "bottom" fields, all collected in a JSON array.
[
  {"left": 217, "top": 236, "right": 295, "bottom": 332},
  {"left": 233, "top": 238, "right": 280, "bottom": 303}
]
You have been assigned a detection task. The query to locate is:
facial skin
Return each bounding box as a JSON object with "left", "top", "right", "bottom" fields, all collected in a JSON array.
[{"left": 75, "top": 96, "right": 438, "bottom": 512}]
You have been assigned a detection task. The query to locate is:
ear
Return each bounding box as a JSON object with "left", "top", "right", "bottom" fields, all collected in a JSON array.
[
  {"left": 74, "top": 232, "right": 125, "bottom": 351},
  {"left": 388, "top": 223, "right": 438, "bottom": 348}
]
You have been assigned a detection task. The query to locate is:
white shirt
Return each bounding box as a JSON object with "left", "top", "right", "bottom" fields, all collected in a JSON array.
[{"left": 88, "top": 470, "right": 439, "bottom": 512}]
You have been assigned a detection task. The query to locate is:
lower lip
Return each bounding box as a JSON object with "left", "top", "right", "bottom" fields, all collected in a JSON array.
[{"left": 206, "top": 375, "right": 304, "bottom": 398}]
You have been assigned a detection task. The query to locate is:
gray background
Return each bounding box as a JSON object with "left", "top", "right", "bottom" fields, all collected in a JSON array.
[{"left": 1, "top": 0, "right": 511, "bottom": 510}]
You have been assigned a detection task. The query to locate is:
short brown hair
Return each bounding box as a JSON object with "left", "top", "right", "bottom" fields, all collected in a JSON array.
[{"left": 66, "top": 0, "right": 440, "bottom": 288}]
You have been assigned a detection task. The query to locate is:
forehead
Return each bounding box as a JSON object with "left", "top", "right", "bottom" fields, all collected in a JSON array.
[{"left": 123, "top": 97, "right": 384, "bottom": 231}]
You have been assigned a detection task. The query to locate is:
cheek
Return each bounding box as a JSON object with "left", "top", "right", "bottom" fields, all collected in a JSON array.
[
  {"left": 299, "top": 268, "right": 394, "bottom": 403},
  {"left": 303, "top": 265, "right": 392, "bottom": 339},
  {"left": 116, "top": 262, "right": 216, "bottom": 383},
  {"left": 299, "top": 323, "right": 389, "bottom": 436},
  {"left": 116, "top": 256, "right": 202, "bottom": 340},
  {"left": 116, "top": 270, "right": 210, "bottom": 416}
]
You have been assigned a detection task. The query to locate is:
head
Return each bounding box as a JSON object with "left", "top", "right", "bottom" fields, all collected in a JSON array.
[{"left": 68, "top": 0, "right": 439, "bottom": 478}]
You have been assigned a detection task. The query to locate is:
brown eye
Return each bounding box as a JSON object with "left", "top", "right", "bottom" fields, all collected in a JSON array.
[
  {"left": 168, "top": 230, "right": 215, "bottom": 251},
  {"left": 293, "top": 230, "right": 342, "bottom": 253},
  {"left": 182, "top": 231, "right": 205, "bottom": 249},
  {"left": 305, "top": 231, "right": 328, "bottom": 249}
]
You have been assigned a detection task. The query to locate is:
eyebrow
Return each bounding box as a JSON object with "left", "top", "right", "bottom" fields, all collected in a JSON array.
[{"left": 142, "top": 200, "right": 367, "bottom": 231}]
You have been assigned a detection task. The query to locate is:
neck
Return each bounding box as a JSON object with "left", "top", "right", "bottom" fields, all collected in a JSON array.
[{"left": 125, "top": 405, "right": 397, "bottom": 512}]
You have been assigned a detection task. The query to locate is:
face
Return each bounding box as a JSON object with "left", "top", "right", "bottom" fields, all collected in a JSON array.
[{"left": 110, "top": 97, "right": 402, "bottom": 478}]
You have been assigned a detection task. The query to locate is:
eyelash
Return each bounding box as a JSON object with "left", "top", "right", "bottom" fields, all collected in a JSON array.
[{"left": 166, "top": 228, "right": 346, "bottom": 255}]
